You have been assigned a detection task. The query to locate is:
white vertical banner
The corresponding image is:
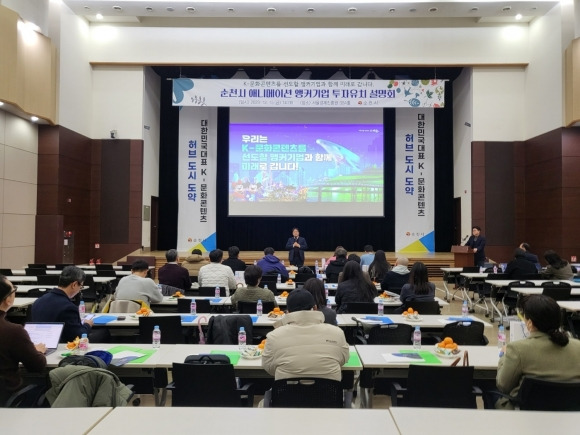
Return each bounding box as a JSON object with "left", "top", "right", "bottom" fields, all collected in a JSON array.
[
  {"left": 395, "top": 109, "right": 435, "bottom": 253},
  {"left": 177, "top": 106, "right": 218, "bottom": 253}
]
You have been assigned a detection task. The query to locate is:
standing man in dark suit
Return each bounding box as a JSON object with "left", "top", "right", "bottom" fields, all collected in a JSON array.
[
  {"left": 465, "top": 225, "right": 486, "bottom": 267},
  {"left": 285, "top": 227, "right": 308, "bottom": 267}
]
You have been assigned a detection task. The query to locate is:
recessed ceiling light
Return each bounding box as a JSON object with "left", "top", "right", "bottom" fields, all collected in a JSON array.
[
  {"left": 307, "top": 8, "right": 315, "bottom": 13},
  {"left": 429, "top": 7, "right": 438, "bottom": 12},
  {"left": 166, "top": 7, "right": 175, "bottom": 12},
  {"left": 347, "top": 7, "right": 357, "bottom": 13},
  {"left": 227, "top": 7, "right": 235, "bottom": 12},
  {"left": 84, "top": 6, "right": 91, "bottom": 10},
  {"left": 530, "top": 7, "right": 537, "bottom": 11},
  {"left": 186, "top": 7, "right": 195, "bottom": 13},
  {"left": 267, "top": 7, "right": 276, "bottom": 13},
  {"left": 112, "top": 6, "right": 122, "bottom": 12},
  {"left": 31, "top": 116, "right": 38, "bottom": 122},
  {"left": 96, "top": 13, "right": 103, "bottom": 20},
  {"left": 145, "top": 7, "right": 153, "bottom": 12},
  {"left": 409, "top": 8, "right": 417, "bottom": 12},
  {"left": 470, "top": 7, "right": 479, "bottom": 12},
  {"left": 389, "top": 8, "right": 396, "bottom": 13},
  {"left": 515, "top": 13, "right": 522, "bottom": 20},
  {"left": 502, "top": 6, "right": 512, "bottom": 12}
]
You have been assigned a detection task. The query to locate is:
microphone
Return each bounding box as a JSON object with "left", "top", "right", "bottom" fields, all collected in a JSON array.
[{"left": 462, "top": 235, "right": 469, "bottom": 242}]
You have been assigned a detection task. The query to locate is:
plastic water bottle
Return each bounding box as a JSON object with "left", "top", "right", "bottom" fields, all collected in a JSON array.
[
  {"left": 78, "top": 333, "right": 89, "bottom": 355},
  {"left": 327, "top": 298, "right": 332, "bottom": 309},
  {"left": 78, "top": 300, "right": 86, "bottom": 319},
  {"left": 325, "top": 285, "right": 329, "bottom": 299},
  {"left": 413, "top": 326, "right": 422, "bottom": 349},
  {"left": 378, "top": 298, "right": 384, "bottom": 316},
  {"left": 157, "top": 284, "right": 163, "bottom": 293},
  {"left": 498, "top": 325, "right": 506, "bottom": 356},
  {"left": 493, "top": 265, "right": 498, "bottom": 274},
  {"left": 281, "top": 260, "right": 285, "bottom": 266},
  {"left": 253, "top": 260, "right": 257, "bottom": 266},
  {"left": 190, "top": 299, "right": 197, "bottom": 315},
  {"left": 321, "top": 258, "right": 325, "bottom": 271},
  {"left": 256, "top": 299, "right": 263, "bottom": 316},
  {"left": 277, "top": 274, "right": 281, "bottom": 284},
  {"left": 238, "top": 326, "right": 247, "bottom": 350},
  {"left": 214, "top": 286, "right": 220, "bottom": 298},
  {"left": 462, "top": 299, "right": 469, "bottom": 317},
  {"left": 152, "top": 325, "right": 161, "bottom": 348},
  {"left": 264, "top": 285, "right": 269, "bottom": 292},
  {"left": 315, "top": 260, "right": 319, "bottom": 275}
]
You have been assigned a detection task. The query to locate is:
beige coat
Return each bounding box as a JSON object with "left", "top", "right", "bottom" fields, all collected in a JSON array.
[
  {"left": 262, "top": 311, "right": 349, "bottom": 382},
  {"left": 182, "top": 253, "right": 209, "bottom": 277},
  {"left": 496, "top": 331, "right": 580, "bottom": 409}
]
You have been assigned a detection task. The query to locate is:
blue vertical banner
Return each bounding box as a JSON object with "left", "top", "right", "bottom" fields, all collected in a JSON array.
[
  {"left": 177, "top": 106, "right": 218, "bottom": 253},
  {"left": 395, "top": 109, "right": 435, "bottom": 253}
]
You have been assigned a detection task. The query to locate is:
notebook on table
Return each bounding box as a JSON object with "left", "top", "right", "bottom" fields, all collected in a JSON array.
[{"left": 24, "top": 322, "right": 65, "bottom": 356}]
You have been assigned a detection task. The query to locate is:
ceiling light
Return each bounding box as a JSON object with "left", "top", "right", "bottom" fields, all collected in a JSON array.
[
  {"left": 409, "top": 8, "right": 417, "bottom": 12},
  {"left": 347, "top": 7, "right": 357, "bottom": 13},
  {"left": 502, "top": 6, "right": 512, "bottom": 12},
  {"left": 0, "top": 101, "right": 4, "bottom": 106},
  {"left": 429, "top": 7, "right": 438, "bottom": 12},
  {"left": 264, "top": 67, "right": 284, "bottom": 79},
  {"left": 84, "top": 6, "right": 91, "bottom": 10},
  {"left": 186, "top": 7, "right": 195, "bottom": 13},
  {"left": 266, "top": 7, "right": 276, "bottom": 13},
  {"left": 231, "top": 68, "right": 250, "bottom": 79},
  {"left": 329, "top": 68, "right": 349, "bottom": 80},
  {"left": 166, "top": 7, "right": 175, "bottom": 12},
  {"left": 389, "top": 8, "right": 396, "bottom": 13},
  {"left": 112, "top": 6, "right": 122, "bottom": 12},
  {"left": 227, "top": 8, "right": 235, "bottom": 12},
  {"left": 31, "top": 116, "right": 39, "bottom": 122},
  {"left": 297, "top": 68, "right": 312, "bottom": 79},
  {"left": 96, "top": 13, "right": 103, "bottom": 20},
  {"left": 145, "top": 7, "right": 153, "bottom": 12},
  {"left": 515, "top": 13, "right": 522, "bottom": 20},
  {"left": 362, "top": 69, "right": 381, "bottom": 80},
  {"left": 470, "top": 7, "right": 479, "bottom": 12},
  {"left": 307, "top": 8, "right": 315, "bottom": 13}
]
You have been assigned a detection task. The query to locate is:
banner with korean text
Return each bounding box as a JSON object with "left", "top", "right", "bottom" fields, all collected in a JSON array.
[
  {"left": 395, "top": 109, "right": 435, "bottom": 253},
  {"left": 172, "top": 78, "right": 445, "bottom": 108},
  {"left": 177, "top": 106, "right": 218, "bottom": 253}
]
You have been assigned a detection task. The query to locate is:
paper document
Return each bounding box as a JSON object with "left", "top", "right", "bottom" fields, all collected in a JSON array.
[{"left": 382, "top": 352, "right": 425, "bottom": 363}]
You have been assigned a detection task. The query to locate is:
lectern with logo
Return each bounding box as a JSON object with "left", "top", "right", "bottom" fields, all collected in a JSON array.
[{"left": 451, "top": 245, "right": 474, "bottom": 268}]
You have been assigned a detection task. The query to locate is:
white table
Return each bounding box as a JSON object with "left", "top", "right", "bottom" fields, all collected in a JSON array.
[
  {"left": 10, "top": 297, "right": 37, "bottom": 308},
  {"left": 14, "top": 284, "right": 88, "bottom": 294},
  {"left": 4, "top": 275, "right": 38, "bottom": 283},
  {"left": 511, "top": 287, "right": 580, "bottom": 296},
  {"left": 439, "top": 267, "right": 463, "bottom": 301},
  {"left": 344, "top": 314, "right": 492, "bottom": 328},
  {"left": 0, "top": 407, "right": 112, "bottom": 435},
  {"left": 390, "top": 407, "right": 580, "bottom": 435},
  {"left": 558, "top": 300, "right": 580, "bottom": 312},
  {"left": 89, "top": 407, "right": 398, "bottom": 434},
  {"left": 45, "top": 343, "right": 165, "bottom": 368},
  {"left": 152, "top": 296, "right": 231, "bottom": 306}
]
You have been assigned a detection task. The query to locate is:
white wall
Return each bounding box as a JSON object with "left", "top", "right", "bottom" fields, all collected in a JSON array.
[
  {"left": 141, "top": 67, "right": 161, "bottom": 248},
  {"left": 472, "top": 67, "right": 526, "bottom": 141},
  {"left": 453, "top": 68, "right": 474, "bottom": 240},
  {"left": 91, "top": 66, "right": 144, "bottom": 139},
  {"left": 0, "top": 0, "right": 49, "bottom": 34},
  {"left": 0, "top": 111, "right": 37, "bottom": 268},
  {"left": 87, "top": 25, "right": 530, "bottom": 65}
]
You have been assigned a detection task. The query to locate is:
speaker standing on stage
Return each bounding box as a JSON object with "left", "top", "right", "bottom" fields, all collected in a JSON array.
[
  {"left": 285, "top": 227, "right": 308, "bottom": 267},
  {"left": 465, "top": 225, "right": 486, "bottom": 267}
]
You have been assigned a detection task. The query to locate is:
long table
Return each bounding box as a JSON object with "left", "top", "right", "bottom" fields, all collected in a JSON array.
[{"left": 341, "top": 314, "right": 493, "bottom": 328}]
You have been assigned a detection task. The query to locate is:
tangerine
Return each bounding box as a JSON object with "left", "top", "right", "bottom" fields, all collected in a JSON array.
[
  {"left": 443, "top": 337, "right": 453, "bottom": 345},
  {"left": 407, "top": 307, "right": 414, "bottom": 313}
]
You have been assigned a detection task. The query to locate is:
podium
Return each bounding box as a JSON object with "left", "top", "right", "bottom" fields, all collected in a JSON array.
[{"left": 451, "top": 245, "right": 474, "bottom": 268}]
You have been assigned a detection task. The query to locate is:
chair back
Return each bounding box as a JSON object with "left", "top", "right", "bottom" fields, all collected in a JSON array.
[
  {"left": 271, "top": 378, "right": 343, "bottom": 408},
  {"left": 110, "top": 300, "right": 141, "bottom": 313},
  {"left": 54, "top": 264, "right": 73, "bottom": 270},
  {"left": 342, "top": 302, "right": 378, "bottom": 314},
  {"left": 294, "top": 272, "right": 314, "bottom": 284},
  {"left": 138, "top": 316, "right": 184, "bottom": 344},
  {"left": 96, "top": 270, "right": 117, "bottom": 277},
  {"left": 486, "top": 273, "right": 508, "bottom": 280},
  {"left": 171, "top": 362, "right": 242, "bottom": 407},
  {"left": 542, "top": 286, "right": 572, "bottom": 301},
  {"left": 95, "top": 264, "right": 114, "bottom": 271},
  {"left": 461, "top": 267, "right": 479, "bottom": 273},
  {"left": 25, "top": 268, "right": 46, "bottom": 276},
  {"left": 26, "top": 288, "right": 48, "bottom": 298},
  {"left": 367, "top": 323, "right": 413, "bottom": 345},
  {"left": 388, "top": 287, "right": 403, "bottom": 295},
  {"left": 325, "top": 272, "right": 340, "bottom": 283},
  {"left": 237, "top": 300, "right": 275, "bottom": 314},
  {"left": 441, "top": 321, "right": 488, "bottom": 345},
  {"left": 177, "top": 298, "right": 211, "bottom": 313},
  {"left": 404, "top": 365, "right": 477, "bottom": 408},
  {"left": 518, "top": 376, "right": 580, "bottom": 411},
  {"left": 257, "top": 282, "right": 277, "bottom": 293},
  {"left": 199, "top": 286, "right": 226, "bottom": 297},
  {"left": 206, "top": 315, "right": 253, "bottom": 344},
  {"left": 120, "top": 264, "right": 133, "bottom": 271},
  {"left": 28, "top": 264, "right": 47, "bottom": 270},
  {"left": 37, "top": 275, "right": 60, "bottom": 286},
  {"left": 0, "top": 268, "right": 13, "bottom": 276},
  {"left": 404, "top": 300, "right": 440, "bottom": 314}
]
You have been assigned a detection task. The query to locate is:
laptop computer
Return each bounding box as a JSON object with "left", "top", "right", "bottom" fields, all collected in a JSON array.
[{"left": 24, "top": 322, "right": 65, "bottom": 356}]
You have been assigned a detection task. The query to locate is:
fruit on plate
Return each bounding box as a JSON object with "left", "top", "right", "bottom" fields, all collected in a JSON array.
[
  {"left": 136, "top": 307, "right": 152, "bottom": 316},
  {"left": 66, "top": 336, "right": 80, "bottom": 350},
  {"left": 268, "top": 307, "right": 284, "bottom": 318},
  {"left": 257, "top": 339, "right": 267, "bottom": 350},
  {"left": 286, "top": 279, "right": 293, "bottom": 284},
  {"left": 402, "top": 307, "right": 420, "bottom": 319},
  {"left": 437, "top": 337, "right": 458, "bottom": 350},
  {"left": 280, "top": 291, "right": 289, "bottom": 298},
  {"left": 241, "top": 346, "right": 262, "bottom": 358},
  {"left": 378, "top": 292, "right": 391, "bottom": 299},
  {"left": 173, "top": 291, "right": 184, "bottom": 298}
]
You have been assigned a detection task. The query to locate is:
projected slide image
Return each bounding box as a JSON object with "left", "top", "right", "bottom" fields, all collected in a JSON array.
[{"left": 229, "top": 123, "right": 383, "bottom": 216}]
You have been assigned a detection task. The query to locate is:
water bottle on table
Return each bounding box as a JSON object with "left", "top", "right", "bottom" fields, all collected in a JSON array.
[
  {"left": 413, "top": 326, "right": 422, "bottom": 349},
  {"left": 498, "top": 325, "right": 506, "bottom": 357},
  {"left": 190, "top": 298, "right": 197, "bottom": 315},
  {"left": 315, "top": 260, "right": 319, "bottom": 275},
  {"left": 214, "top": 286, "right": 221, "bottom": 298},
  {"left": 152, "top": 325, "right": 161, "bottom": 348},
  {"left": 326, "top": 298, "right": 332, "bottom": 309},
  {"left": 277, "top": 274, "right": 281, "bottom": 284},
  {"left": 378, "top": 298, "right": 384, "bottom": 316},
  {"left": 238, "top": 326, "right": 247, "bottom": 350},
  {"left": 462, "top": 299, "right": 469, "bottom": 317},
  {"left": 78, "top": 300, "right": 86, "bottom": 319},
  {"left": 78, "top": 333, "right": 89, "bottom": 355},
  {"left": 256, "top": 299, "right": 263, "bottom": 316}
]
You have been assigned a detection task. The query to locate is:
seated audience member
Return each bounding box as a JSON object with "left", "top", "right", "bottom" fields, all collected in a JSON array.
[
  {"left": 182, "top": 249, "right": 209, "bottom": 278},
  {"left": 368, "top": 250, "right": 391, "bottom": 283},
  {"left": 0, "top": 276, "right": 46, "bottom": 401},
  {"left": 230, "top": 265, "right": 277, "bottom": 310},
  {"left": 347, "top": 253, "right": 361, "bottom": 264},
  {"left": 519, "top": 242, "right": 539, "bottom": 265},
  {"left": 325, "top": 246, "right": 344, "bottom": 267},
  {"left": 335, "top": 260, "right": 377, "bottom": 314},
  {"left": 115, "top": 260, "right": 163, "bottom": 305},
  {"left": 222, "top": 246, "right": 247, "bottom": 273},
  {"left": 380, "top": 256, "right": 410, "bottom": 292},
  {"left": 359, "top": 245, "right": 375, "bottom": 267},
  {"left": 541, "top": 250, "right": 574, "bottom": 280},
  {"left": 31, "top": 266, "right": 108, "bottom": 343},
  {"left": 494, "top": 294, "right": 580, "bottom": 409},
  {"left": 325, "top": 248, "right": 348, "bottom": 283},
  {"left": 303, "top": 278, "right": 337, "bottom": 325},
  {"left": 262, "top": 289, "right": 349, "bottom": 381},
  {"left": 198, "top": 249, "right": 237, "bottom": 296},
  {"left": 395, "top": 261, "right": 435, "bottom": 313},
  {"left": 256, "top": 247, "right": 289, "bottom": 280},
  {"left": 504, "top": 248, "right": 538, "bottom": 280},
  {"left": 158, "top": 249, "right": 191, "bottom": 291}
]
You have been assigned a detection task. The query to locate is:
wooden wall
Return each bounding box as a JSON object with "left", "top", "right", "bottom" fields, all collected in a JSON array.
[
  {"left": 472, "top": 127, "right": 580, "bottom": 264},
  {"left": 36, "top": 126, "right": 143, "bottom": 264}
]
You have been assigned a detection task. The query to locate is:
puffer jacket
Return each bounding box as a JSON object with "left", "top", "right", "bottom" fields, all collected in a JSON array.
[
  {"left": 182, "top": 254, "right": 209, "bottom": 277},
  {"left": 46, "top": 365, "right": 132, "bottom": 407}
]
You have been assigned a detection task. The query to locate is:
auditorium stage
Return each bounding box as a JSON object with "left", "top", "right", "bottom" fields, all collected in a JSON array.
[{"left": 120, "top": 250, "right": 454, "bottom": 279}]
